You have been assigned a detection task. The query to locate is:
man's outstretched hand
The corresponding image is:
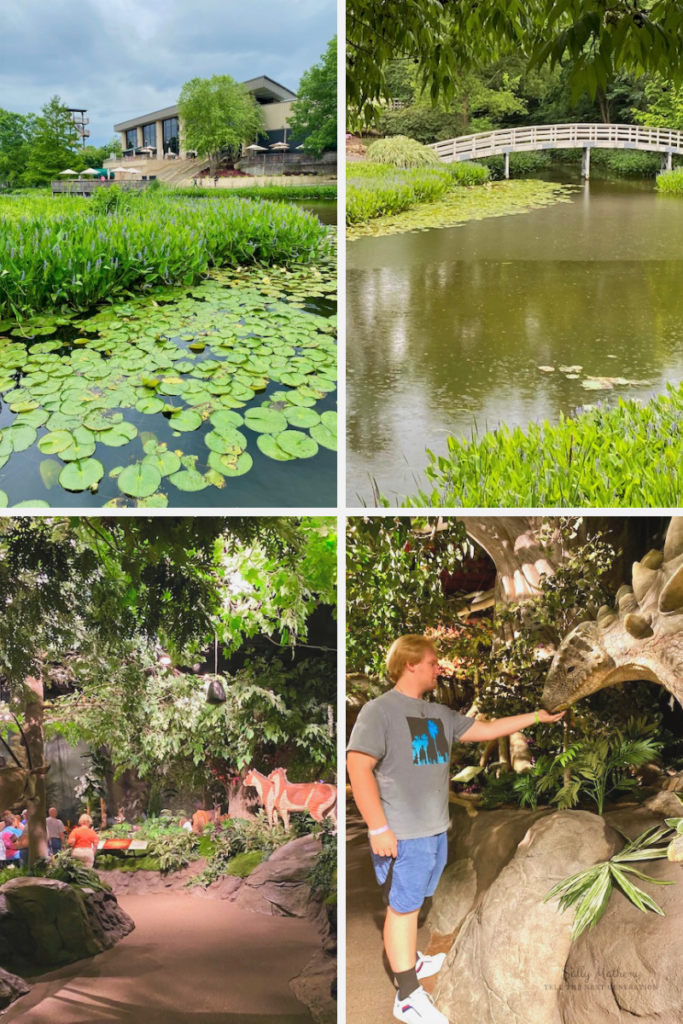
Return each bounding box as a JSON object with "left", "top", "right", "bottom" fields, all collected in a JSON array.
[{"left": 537, "top": 709, "right": 567, "bottom": 723}]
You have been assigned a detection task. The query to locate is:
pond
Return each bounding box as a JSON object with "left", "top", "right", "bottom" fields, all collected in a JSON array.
[
  {"left": 346, "top": 173, "right": 683, "bottom": 505},
  {"left": 0, "top": 201, "right": 337, "bottom": 509}
]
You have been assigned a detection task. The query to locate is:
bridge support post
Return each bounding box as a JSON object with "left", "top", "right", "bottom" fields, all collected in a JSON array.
[
  {"left": 582, "top": 146, "right": 591, "bottom": 179},
  {"left": 504, "top": 151, "right": 510, "bottom": 179},
  {"left": 662, "top": 151, "right": 673, "bottom": 173}
]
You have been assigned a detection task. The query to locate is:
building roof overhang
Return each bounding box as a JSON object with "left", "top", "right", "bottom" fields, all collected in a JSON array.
[{"left": 114, "top": 76, "right": 296, "bottom": 132}]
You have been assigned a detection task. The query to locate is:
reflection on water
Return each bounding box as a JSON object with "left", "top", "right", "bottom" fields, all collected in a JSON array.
[{"left": 346, "top": 176, "right": 683, "bottom": 505}]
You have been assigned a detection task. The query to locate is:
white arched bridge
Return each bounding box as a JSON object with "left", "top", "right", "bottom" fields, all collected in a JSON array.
[{"left": 429, "top": 123, "right": 683, "bottom": 178}]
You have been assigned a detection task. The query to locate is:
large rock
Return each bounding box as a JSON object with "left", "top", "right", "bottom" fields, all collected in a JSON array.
[
  {"left": 231, "top": 835, "right": 321, "bottom": 918},
  {"left": 425, "top": 858, "right": 477, "bottom": 940},
  {"left": 433, "top": 811, "right": 620, "bottom": 1024},
  {"left": 0, "top": 877, "right": 133, "bottom": 970},
  {"left": 290, "top": 950, "right": 337, "bottom": 1024},
  {"left": 98, "top": 858, "right": 208, "bottom": 895},
  {"left": 0, "top": 966, "right": 29, "bottom": 1009}
]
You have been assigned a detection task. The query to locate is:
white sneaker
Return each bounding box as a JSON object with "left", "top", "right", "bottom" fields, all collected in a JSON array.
[
  {"left": 393, "top": 985, "right": 449, "bottom": 1023},
  {"left": 416, "top": 951, "right": 446, "bottom": 980}
]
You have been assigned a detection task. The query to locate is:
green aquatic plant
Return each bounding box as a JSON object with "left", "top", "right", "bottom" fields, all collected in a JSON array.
[
  {"left": 346, "top": 161, "right": 489, "bottom": 227},
  {"left": 0, "top": 192, "right": 332, "bottom": 317},
  {"left": 366, "top": 134, "right": 442, "bottom": 169},
  {"left": 172, "top": 184, "right": 338, "bottom": 201},
  {"left": 656, "top": 168, "right": 683, "bottom": 193},
  {"left": 397, "top": 382, "right": 683, "bottom": 509}
]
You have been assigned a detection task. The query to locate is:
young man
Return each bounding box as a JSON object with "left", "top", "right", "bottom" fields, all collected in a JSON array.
[{"left": 347, "top": 635, "right": 565, "bottom": 1024}]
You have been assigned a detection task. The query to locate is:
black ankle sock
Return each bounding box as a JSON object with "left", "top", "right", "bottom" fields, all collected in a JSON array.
[{"left": 395, "top": 967, "right": 419, "bottom": 1000}]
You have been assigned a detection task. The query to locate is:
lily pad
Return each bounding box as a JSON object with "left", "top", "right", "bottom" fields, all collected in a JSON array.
[
  {"left": 275, "top": 430, "right": 319, "bottom": 459},
  {"left": 39, "top": 459, "right": 63, "bottom": 488},
  {"left": 118, "top": 463, "right": 163, "bottom": 498},
  {"left": 99, "top": 422, "right": 139, "bottom": 447},
  {"left": 59, "top": 458, "right": 105, "bottom": 492},
  {"left": 283, "top": 406, "right": 320, "bottom": 429},
  {"left": 38, "top": 430, "right": 74, "bottom": 455},
  {"left": 0, "top": 490, "right": 7, "bottom": 508},
  {"left": 137, "top": 494, "right": 170, "bottom": 508},
  {"left": 244, "top": 408, "right": 288, "bottom": 434},
  {"left": 3, "top": 423, "right": 38, "bottom": 452},
  {"left": 208, "top": 451, "right": 253, "bottom": 477},
  {"left": 135, "top": 396, "right": 165, "bottom": 415},
  {"left": 142, "top": 450, "right": 182, "bottom": 476},
  {"left": 210, "top": 410, "right": 244, "bottom": 430},
  {"left": 168, "top": 469, "right": 210, "bottom": 492},
  {"left": 170, "top": 409, "right": 202, "bottom": 432},
  {"left": 205, "top": 428, "right": 246, "bottom": 455},
  {"left": 12, "top": 500, "right": 50, "bottom": 508},
  {"left": 309, "top": 424, "right": 337, "bottom": 451},
  {"left": 256, "top": 434, "right": 296, "bottom": 462}
]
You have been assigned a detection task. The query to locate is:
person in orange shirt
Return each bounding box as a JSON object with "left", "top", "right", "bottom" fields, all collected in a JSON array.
[{"left": 68, "top": 814, "right": 99, "bottom": 869}]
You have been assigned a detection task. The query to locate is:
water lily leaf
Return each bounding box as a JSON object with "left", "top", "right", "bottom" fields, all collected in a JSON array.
[
  {"left": 205, "top": 428, "right": 246, "bottom": 455},
  {"left": 538, "top": 366, "right": 555, "bottom": 373},
  {"left": 0, "top": 490, "right": 7, "bottom": 508},
  {"left": 39, "top": 430, "right": 74, "bottom": 455},
  {"left": 137, "top": 494, "right": 169, "bottom": 508},
  {"left": 99, "top": 422, "right": 138, "bottom": 447},
  {"left": 14, "top": 409, "right": 49, "bottom": 429},
  {"left": 208, "top": 451, "right": 253, "bottom": 477},
  {"left": 168, "top": 469, "right": 210, "bottom": 492},
  {"left": 286, "top": 391, "right": 317, "bottom": 408},
  {"left": 3, "top": 423, "right": 38, "bottom": 452},
  {"left": 118, "top": 462, "right": 163, "bottom": 498},
  {"left": 135, "top": 396, "right": 165, "bottom": 415},
  {"left": 12, "top": 500, "right": 50, "bottom": 508},
  {"left": 39, "top": 459, "right": 63, "bottom": 488},
  {"left": 209, "top": 410, "right": 244, "bottom": 430},
  {"left": 256, "top": 434, "right": 296, "bottom": 461},
  {"left": 59, "top": 458, "right": 105, "bottom": 492},
  {"left": 244, "top": 408, "right": 288, "bottom": 434},
  {"left": 309, "top": 424, "right": 337, "bottom": 450},
  {"left": 204, "top": 469, "right": 226, "bottom": 488},
  {"left": 170, "top": 409, "right": 202, "bottom": 432},
  {"left": 9, "top": 400, "right": 39, "bottom": 413},
  {"left": 559, "top": 365, "right": 583, "bottom": 374},
  {"left": 158, "top": 381, "right": 186, "bottom": 396},
  {"left": 275, "top": 430, "right": 319, "bottom": 459},
  {"left": 84, "top": 412, "right": 116, "bottom": 431},
  {"left": 283, "top": 406, "right": 320, "bottom": 429},
  {"left": 60, "top": 430, "right": 98, "bottom": 461},
  {"left": 143, "top": 450, "right": 182, "bottom": 476},
  {"left": 219, "top": 395, "right": 246, "bottom": 410},
  {"left": 582, "top": 379, "right": 614, "bottom": 391},
  {"left": 320, "top": 410, "right": 337, "bottom": 433}
]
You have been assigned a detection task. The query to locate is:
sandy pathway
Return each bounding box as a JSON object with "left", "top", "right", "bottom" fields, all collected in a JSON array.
[{"left": 5, "top": 893, "right": 319, "bottom": 1023}]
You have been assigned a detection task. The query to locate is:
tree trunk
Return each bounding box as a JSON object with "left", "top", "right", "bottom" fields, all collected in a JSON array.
[
  {"left": 24, "top": 675, "right": 48, "bottom": 866},
  {"left": 510, "top": 731, "right": 533, "bottom": 772},
  {"left": 597, "top": 88, "right": 611, "bottom": 124}
]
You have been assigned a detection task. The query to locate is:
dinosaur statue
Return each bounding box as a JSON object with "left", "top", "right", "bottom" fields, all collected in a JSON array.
[{"left": 542, "top": 516, "right": 683, "bottom": 713}]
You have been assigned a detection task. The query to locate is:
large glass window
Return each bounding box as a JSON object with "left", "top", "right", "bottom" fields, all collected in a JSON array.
[
  {"left": 163, "top": 117, "right": 179, "bottom": 155},
  {"left": 125, "top": 128, "right": 137, "bottom": 149},
  {"left": 143, "top": 123, "right": 156, "bottom": 149}
]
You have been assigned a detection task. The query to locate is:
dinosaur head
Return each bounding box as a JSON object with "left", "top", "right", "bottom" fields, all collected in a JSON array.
[{"left": 542, "top": 518, "right": 683, "bottom": 712}]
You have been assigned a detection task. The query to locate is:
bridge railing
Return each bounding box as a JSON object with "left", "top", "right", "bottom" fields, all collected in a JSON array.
[{"left": 429, "top": 123, "right": 683, "bottom": 162}]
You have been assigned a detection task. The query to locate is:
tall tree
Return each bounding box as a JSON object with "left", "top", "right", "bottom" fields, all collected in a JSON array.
[
  {"left": 289, "top": 37, "right": 337, "bottom": 157},
  {"left": 347, "top": 1, "right": 683, "bottom": 125},
  {"left": 0, "top": 516, "right": 336, "bottom": 863},
  {"left": 178, "top": 75, "right": 265, "bottom": 173},
  {"left": 0, "top": 109, "right": 37, "bottom": 187},
  {"left": 23, "top": 96, "right": 79, "bottom": 186}
]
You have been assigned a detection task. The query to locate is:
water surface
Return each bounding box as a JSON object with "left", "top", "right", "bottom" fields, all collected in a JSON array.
[{"left": 347, "top": 175, "right": 683, "bottom": 504}]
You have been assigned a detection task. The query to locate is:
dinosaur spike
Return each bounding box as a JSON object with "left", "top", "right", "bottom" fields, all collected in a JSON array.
[
  {"left": 632, "top": 562, "right": 658, "bottom": 604},
  {"left": 619, "top": 594, "right": 639, "bottom": 614},
  {"left": 663, "top": 517, "right": 683, "bottom": 563},
  {"left": 624, "top": 612, "right": 654, "bottom": 640},
  {"left": 597, "top": 605, "right": 617, "bottom": 629},
  {"left": 616, "top": 584, "right": 633, "bottom": 604},
  {"left": 659, "top": 563, "right": 683, "bottom": 614},
  {"left": 641, "top": 549, "right": 664, "bottom": 571}
]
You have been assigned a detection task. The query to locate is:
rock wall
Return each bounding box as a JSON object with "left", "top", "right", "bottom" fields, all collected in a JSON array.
[
  {"left": 427, "top": 795, "right": 683, "bottom": 1024},
  {"left": 0, "top": 877, "right": 134, "bottom": 973}
]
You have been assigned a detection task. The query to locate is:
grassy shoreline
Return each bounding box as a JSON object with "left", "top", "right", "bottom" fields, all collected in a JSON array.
[{"left": 395, "top": 384, "right": 683, "bottom": 508}]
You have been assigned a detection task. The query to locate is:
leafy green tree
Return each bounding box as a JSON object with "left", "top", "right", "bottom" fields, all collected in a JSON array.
[
  {"left": 178, "top": 74, "right": 265, "bottom": 172},
  {"left": 0, "top": 516, "right": 335, "bottom": 863},
  {"left": 634, "top": 75, "right": 683, "bottom": 129},
  {"left": 23, "top": 96, "right": 80, "bottom": 186},
  {"left": 289, "top": 37, "right": 337, "bottom": 157},
  {"left": 0, "top": 109, "right": 37, "bottom": 187},
  {"left": 347, "top": 0, "right": 683, "bottom": 125}
]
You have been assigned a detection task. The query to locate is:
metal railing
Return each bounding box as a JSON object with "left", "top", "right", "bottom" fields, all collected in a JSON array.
[{"left": 429, "top": 123, "right": 683, "bottom": 162}]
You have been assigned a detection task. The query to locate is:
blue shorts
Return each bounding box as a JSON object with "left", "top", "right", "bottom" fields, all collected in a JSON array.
[{"left": 370, "top": 832, "right": 448, "bottom": 913}]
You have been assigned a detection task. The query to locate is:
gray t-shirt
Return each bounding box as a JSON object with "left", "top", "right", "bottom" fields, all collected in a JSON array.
[
  {"left": 347, "top": 689, "right": 474, "bottom": 839},
  {"left": 46, "top": 817, "right": 65, "bottom": 841}
]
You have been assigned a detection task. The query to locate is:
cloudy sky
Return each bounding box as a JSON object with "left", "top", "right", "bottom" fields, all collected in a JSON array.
[{"left": 0, "top": 0, "right": 336, "bottom": 145}]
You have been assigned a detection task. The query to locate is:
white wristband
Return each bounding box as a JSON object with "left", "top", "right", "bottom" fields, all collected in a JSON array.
[{"left": 368, "top": 824, "right": 389, "bottom": 836}]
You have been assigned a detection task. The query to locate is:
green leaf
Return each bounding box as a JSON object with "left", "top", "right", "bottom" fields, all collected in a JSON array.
[
  {"left": 256, "top": 434, "right": 296, "bottom": 461},
  {"left": 118, "top": 463, "right": 163, "bottom": 498},
  {"left": 275, "top": 430, "right": 319, "bottom": 459},
  {"left": 59, "top": 458, "right": 105, "bottom": 492},
  {"left": 244, "top": 408, "right": 288, "bottom": 434},
  {"left": 168, "top": 469, "right": 210, "bottom": 492}
]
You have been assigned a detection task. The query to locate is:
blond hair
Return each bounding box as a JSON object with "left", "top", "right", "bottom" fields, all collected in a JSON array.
[
  {"left": 78, "top": 814, "right": 93, "bottom": 827},
  {"left": 386, "top": 635, "right": 437, "bottom": 682}
]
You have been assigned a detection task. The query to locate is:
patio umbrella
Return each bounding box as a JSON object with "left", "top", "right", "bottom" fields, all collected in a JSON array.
[
  {"left": 246, "top": 143, "right": 268, "bottom": 173},
  {"left": 58, "top": 169, "right": 78, "bottom": 175},
  {"left": 271, "top": 141, "right": 289, "bottom": 172},
  {"left": 80, "top": 168, "right": 100, "bottom": 175}
]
